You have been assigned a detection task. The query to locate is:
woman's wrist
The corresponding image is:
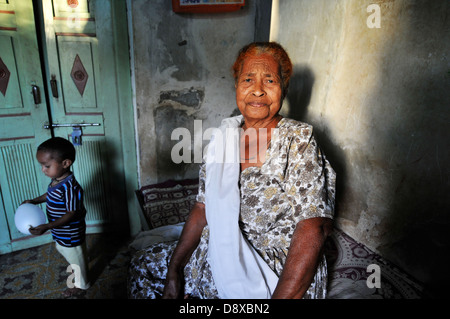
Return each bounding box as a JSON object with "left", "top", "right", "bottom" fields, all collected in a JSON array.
[{"left": 167, "top": 263, "right": 184, "bottom": 278}]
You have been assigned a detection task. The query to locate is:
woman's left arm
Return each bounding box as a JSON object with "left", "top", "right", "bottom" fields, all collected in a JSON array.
[{"left": 271, "top": 216, "right": 333, "bottom": 299}]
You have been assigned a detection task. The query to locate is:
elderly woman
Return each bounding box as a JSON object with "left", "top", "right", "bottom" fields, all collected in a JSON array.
[{"left": 128, "top": 42, "right": 336, "bottom": 299}]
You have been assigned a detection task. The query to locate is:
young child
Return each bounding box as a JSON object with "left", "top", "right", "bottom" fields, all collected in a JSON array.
[{"left": 24, "top": 137, "right": 90, "bottom": 297}]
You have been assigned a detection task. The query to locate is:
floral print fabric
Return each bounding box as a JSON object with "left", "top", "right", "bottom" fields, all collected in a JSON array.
[{"left": 128, "top": 118, "right": 336, "bottom": 299}]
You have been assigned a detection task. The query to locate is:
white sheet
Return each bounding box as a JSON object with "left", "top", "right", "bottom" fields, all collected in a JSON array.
[{"left": 129, "top": 223, "right": 185, "bottom": 251}]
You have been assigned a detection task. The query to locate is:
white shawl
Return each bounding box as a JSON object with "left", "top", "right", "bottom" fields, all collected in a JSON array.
[{"left": 204, "top": 116, "right": 279, "bottom": 299}]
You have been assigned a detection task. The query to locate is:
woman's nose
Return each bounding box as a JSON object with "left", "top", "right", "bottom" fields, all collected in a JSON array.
[{"left": 251, "top": 80, "right": 266, "bottom": 97}]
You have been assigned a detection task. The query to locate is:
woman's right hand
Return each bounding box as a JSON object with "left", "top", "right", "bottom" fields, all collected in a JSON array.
[
  {"left": 161, "top": 202, "right": 207, "bottom": 299},
  {"left": 162, "top": 271, "right": 183, "bottom": 299}
]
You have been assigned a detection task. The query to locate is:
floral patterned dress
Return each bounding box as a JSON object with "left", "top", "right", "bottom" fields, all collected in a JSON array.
[{"left": 128, "top": 118, "right": 336, "bottom": 299}]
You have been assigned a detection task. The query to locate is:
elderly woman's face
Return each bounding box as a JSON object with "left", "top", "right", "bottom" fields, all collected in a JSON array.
[{"left": 235, "top": 54, "right": 282, "bottom": 125}]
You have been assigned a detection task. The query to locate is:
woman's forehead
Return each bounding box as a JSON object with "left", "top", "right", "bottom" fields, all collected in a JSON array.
[{"left": 240, "top": 54, "right": 280, "bottom": 75}]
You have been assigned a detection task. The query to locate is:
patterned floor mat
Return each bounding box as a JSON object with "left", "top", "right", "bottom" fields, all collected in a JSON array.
[{"left": 0, "top": 233, "right": 131, "bottom": 299}]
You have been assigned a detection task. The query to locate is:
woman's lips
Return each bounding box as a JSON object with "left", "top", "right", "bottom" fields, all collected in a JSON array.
[{"left": 248, "top": 102, "right": 267, "bottom": 107}]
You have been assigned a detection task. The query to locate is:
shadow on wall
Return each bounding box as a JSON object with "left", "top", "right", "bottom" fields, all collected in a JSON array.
[
  {"left": 363, "top": 1, "right": 450, "bottom": 298},
  {"left": 285, "top": 66, "right": 347, "bottom": 222},
  {"left": 284, "top": 1, "right": 450, "bottom": 298},
  {"left": 83, "top": 139, "right": 130, "bottom": 234}
]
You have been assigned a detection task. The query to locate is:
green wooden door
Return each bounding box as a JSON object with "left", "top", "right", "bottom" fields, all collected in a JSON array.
[
  {"left": 0, "top": 0, "right": 54, "bottom": 252},
  {"left": 40, "top": 0, "right": 133, "bottom": 234},
  {"left": 0, "top": 0, "right": 138, "bottom": 254}
]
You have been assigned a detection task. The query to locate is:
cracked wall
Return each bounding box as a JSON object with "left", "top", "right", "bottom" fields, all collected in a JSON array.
[{"left": 131, "top": 0, "right": 262, "bottom": 185}]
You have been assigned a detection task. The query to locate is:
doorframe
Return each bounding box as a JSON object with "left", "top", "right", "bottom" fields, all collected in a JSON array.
[
  {"left": 112, "top": 0, "right": 141, "bottom": 236},
  {"left": 126, "top": 0, "right": 141, "bottom": 189},
  {"left": 125, "top": 0, "right": 147, "bottom": 234}
]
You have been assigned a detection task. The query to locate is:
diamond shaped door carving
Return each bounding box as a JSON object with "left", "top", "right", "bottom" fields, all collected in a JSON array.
[
  {"left": 0, "top": 57, "right": 11, "bottom": 97},
  {"left": 70, "top": 54, "right": 88, "bottom": 96}
]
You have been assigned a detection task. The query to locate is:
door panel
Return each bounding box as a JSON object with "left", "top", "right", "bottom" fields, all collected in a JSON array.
[
  {"left": 58, "top": 38, "right": 99, "bottom": 110},
  {"left": 0, "top": 0, "right": 53, "bottom": 253},
  {"left": 0, "top": 142, "right": 49, "bottom": 241},
  {"left": 41, "top": 0, "right": 130, "bottom": 231},
  {"left": 73, "top": 138, "right": 108, "bottom": 222},
  {"left": 0, "top": 36, "right": 23, "bottom": 107}
]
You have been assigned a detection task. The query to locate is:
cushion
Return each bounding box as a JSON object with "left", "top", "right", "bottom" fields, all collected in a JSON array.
[{"left": 136, "top": 179, "right": 199, "bottom": 229}]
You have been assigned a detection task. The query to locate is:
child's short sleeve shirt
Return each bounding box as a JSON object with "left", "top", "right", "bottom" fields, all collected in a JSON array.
[{"left": 46, "top": 174, "right": 86, "bottom": 247}]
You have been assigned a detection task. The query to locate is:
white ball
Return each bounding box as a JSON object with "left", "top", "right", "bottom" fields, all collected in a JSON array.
[{"left": 14, "top": 203, "right": 46, "bottom": 235}]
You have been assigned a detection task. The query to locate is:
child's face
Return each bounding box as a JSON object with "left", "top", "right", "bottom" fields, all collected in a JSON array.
[{"left": 36, "top": 150, "right": 71, "bottom": 180}]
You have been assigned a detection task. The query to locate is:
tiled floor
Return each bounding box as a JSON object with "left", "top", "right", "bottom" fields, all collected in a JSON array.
[{"left": 0, "top": 233, "right": 131, "bottom": 299}]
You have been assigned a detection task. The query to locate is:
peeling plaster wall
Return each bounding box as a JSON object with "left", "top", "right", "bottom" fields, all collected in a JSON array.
[
  {"left": 274, "top": 0, "right": 450, "bottom": 294},
  {"left": 130, "top": 0, "right": 265, "bottom": 185}
]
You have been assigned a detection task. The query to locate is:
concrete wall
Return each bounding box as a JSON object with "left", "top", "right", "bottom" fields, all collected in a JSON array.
[
  {"left": 273, "top": 0, "right": 450, "bottom": 295},
  {"left": 130, "top": 0, "right": 271, "bottom": 186},
  {"left": 129, "top": 0, "right": 449, "bottom": 296}
]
